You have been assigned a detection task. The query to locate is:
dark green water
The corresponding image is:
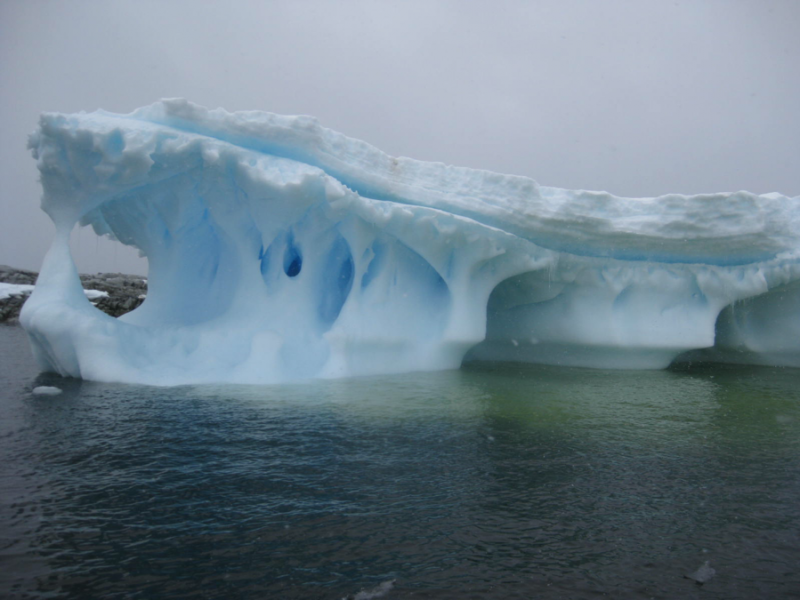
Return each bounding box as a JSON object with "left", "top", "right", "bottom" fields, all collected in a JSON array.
[{"left": 1, "top": 325, "right": 799, "bottom": 599}]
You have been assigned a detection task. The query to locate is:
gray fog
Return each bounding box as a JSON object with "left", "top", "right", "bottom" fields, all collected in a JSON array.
[{"left": 1, "top": 0, "right": 798, "bottom": 276}]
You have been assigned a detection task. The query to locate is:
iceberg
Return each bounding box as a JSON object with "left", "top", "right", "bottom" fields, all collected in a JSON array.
[{"left": 21, "top": 99, "right": 800, "bottom": 385}]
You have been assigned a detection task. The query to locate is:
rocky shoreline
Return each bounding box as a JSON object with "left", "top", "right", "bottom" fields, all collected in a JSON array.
[{"left": 0, "top": 265, "right": 147, "bottom": 324}]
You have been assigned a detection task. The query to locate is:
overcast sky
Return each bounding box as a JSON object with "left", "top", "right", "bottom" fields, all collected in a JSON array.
[{"left": 1, "top": 0, "right": 798, "bottom": 276}]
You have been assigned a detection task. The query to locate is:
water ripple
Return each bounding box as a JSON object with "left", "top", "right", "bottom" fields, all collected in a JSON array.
[{"left": 1, "top": 327, "right": 799, "bottom": 598}]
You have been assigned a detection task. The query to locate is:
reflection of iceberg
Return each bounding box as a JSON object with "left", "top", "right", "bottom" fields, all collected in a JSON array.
[{"left": 21, "top": 99, "right": 800, "bottom": 384}]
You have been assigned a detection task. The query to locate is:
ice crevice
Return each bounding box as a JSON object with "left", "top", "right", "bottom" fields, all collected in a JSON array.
[{"left": 21, "top": 99, "right": 800, "bottom": 385}]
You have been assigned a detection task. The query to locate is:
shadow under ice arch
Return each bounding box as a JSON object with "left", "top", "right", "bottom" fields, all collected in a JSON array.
[{"left": 21, "top": 99, "right": 800, "bottom": 384}]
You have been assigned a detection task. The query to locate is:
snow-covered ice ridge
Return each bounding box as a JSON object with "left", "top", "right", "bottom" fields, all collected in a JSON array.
[{"left": 22, "top": 99, "right": 800, "bottom": 384}]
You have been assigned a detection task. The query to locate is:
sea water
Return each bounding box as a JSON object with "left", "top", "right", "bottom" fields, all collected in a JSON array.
[{"left": 1, "top": 325, "right": 799, "bottom": 599}]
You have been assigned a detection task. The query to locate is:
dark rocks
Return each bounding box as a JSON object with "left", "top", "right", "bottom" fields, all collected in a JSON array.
[
  {"left": 79, "top": 272, "right": 148, "bottom": 318},
  {"left": 0, "top": 266, "right": 147, "bottom": 324},
  {"left": 0, "top": 264, "right": 37, "bottom": 285},
  {"left": 0, "top": 292, "right": 29, "bottom": 324}
]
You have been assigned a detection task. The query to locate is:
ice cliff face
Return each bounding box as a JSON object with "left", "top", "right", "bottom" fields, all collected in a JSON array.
[{"left": 22, "top": 99, "right": 800, "bottom": 384}]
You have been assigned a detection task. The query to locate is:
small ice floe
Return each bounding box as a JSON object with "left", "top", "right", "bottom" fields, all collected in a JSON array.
[
  {"left": 32, "top": 386, "right": 62, "bottom": 396},
  {"left": 684, "top": 560, "right": 716, "bottom": 585},
  {"left": 341, "top": 579, "right": 395, "bottom": 600}
]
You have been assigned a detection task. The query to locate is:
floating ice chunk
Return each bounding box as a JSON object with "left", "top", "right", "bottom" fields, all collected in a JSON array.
[
  {"left": 20, "top": 100, "right": 800, "bottom": 385},
  {"left": 32, "top": 386, "right": 62, "bottom": 396},
  {"left": 342, "top": 579, "right": 396, "bottom": 600},
  {"left": 685, "top": 560, "right": 716, "bottom": 585}
]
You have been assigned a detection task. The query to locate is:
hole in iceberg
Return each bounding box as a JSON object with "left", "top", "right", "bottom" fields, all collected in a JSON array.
[
  {"left": 283, "top": 234, "right": 302, "bottom": 278},
  {"left": 259, "top": 243, "right": 272, "bottom": 278},
  {"left": 361, "top": 241, "right": 386, "bottom": 290},
  {"left": 318, "top": 235, "right": 355, "bottom": 327},
  {"left": 69, "top": 221, "right": 148, "bottom": 276}
]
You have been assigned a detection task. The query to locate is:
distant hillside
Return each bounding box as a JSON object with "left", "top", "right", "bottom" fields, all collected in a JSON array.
[{"left": 0, "top": 265, "right": 147, "bottom": 324}]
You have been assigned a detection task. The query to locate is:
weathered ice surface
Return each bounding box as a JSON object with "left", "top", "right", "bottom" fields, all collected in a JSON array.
[{"left": 21, "top": 100, "right": 800, "bottom": 384}]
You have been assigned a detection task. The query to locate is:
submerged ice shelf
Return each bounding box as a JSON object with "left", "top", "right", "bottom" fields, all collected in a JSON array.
[{"left": 22, "top": 99, "right": 800, "bottom": 384}]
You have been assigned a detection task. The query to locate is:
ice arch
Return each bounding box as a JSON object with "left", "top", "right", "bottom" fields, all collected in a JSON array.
[{"left": 21, "top": 100, "right": 800, "bottom": 384}]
